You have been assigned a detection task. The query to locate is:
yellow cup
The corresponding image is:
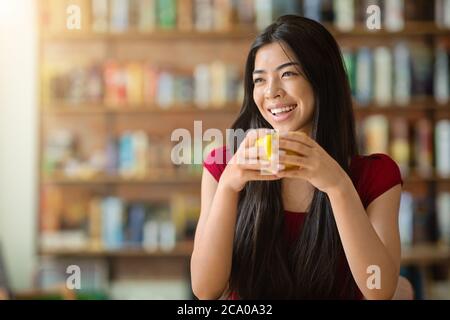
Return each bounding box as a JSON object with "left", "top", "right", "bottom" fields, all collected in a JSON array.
[{"left": 255, "top": 133, "right": 298, "bottom": 170}]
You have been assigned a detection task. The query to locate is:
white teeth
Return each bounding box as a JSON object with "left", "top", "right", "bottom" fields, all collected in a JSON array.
[{"left": 270, "top": 105, "right": 297, "bottom": 115}]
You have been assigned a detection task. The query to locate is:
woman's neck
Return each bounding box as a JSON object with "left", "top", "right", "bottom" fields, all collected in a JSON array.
[{"left": 281, "top": 178, "right": 315, "bottom": 213}]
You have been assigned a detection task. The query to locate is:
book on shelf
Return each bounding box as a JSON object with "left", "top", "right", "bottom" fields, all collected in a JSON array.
[
  {"left": 434, "top": 45, "right": 450, "bottom": 105},
  {"left": 194, "top": 0, "right": 214, "bottom": 31},
  {"left": 117, "top": 131, "right": 152, "bottom": 179},
  {"left": 384, "top": 0, "right": 404, "bottom": 32},
  {"left": 272, "top": 0, "right": 302, "bottom": 21},
  {"left": 236, "top": 0, "right": 256, "bottom": 27},
  {"left": 40, "top": 0, "right": 450, "bottom": 34},
  {"left": 157, "top": 0, "right": 177, "bottom": 29},
  {"left": 40, "top": 188, "right": 199, "bottom": 252},
  {"left": 410, "top": 43, "right": 433, "bottom": 97},
  {"left": 437, "top": 192, "right": 450, "bottom": 245},
  {"left": 157, "top": 71, "right": 175, "bottom": 108},
  {"left": 177, "top": 0, "right": 193, "bottom": 31},
  {"left": 159, "top": 221, "right": 177, "bottom": 251},
  {"left": 399, "top": 191, "right": 449, "bottom": 248},
  {"left": 213, "top": 0, "right": 233, "bottom": 31},
  {"left": 37, "top": 256, "right": 109, "bottom": 293},
  {"left": 413, "top": 194, "right": 435, "bottom": 244},
  {"left": 399, "top": 191, "right": 414, "bottom": 246},
  {"left": 88, "top": 197, "right": 103, "bottom": 250},
  {"left": 357, "top": 114, "right": 440, "bottom": 178},
  {"left": 333, "top": 0, "right": 354, "bottom": 32},
  {"left": 355, "top": 47, "right": 373, "bottom": 105},
  {"left": 91, "top": 0, "right": 109, "bottom": 33},
  {"left": 126, "top": 62, "right": 144, "bottom": 106},
  {"left": 342, "top": 48, "right": 356, "bottom": 95},
  {"left": 44, "top": 59, "right": 241, "bottom": 109},
  {"left": 170, "top": 193, "right": 201, "bottom": 241},
  {"left": 362, "top": 115, "right": 388, "bottom": 155},
  {"left": 254, "top": 0, "right": 273, "bottom": 30},
  {"left": 435, "top": 0, "right": 450, "bottom": 29},
  {"left": 414, "top": 118, "right": 433, "bottom": 178},
  {"left": 43, "top": 129, "right": 78, "bottom": 176},
  {"left": 393, "top": 42, "right": 411, "bottom": 106},
  {"left": 303, "top": 0, "right": 321, "bottom": 22},
  {"left": 341, "top": 43, "right": 449, "bottom": 107},
  {"left": 138, "top": 0, "right": 156, "bottom": 32},
  {"left": 373, "top": 47, "right": 392, "bottom": 106},
  {"left": 194, "top": 64, "right": 211, "bottom": 109},
  {"left": 126, "top": 203, "right": 147, "bottom": 246},
  {"left": 40, "top": 186, "right": 91, "bottom": 250},
  {"left": 435, "top": 120, "right": 450, "bottom": 178},
  {"left": 390, "top": 117, "right": 410, "bottom": 177},
  {"left": 101, "top": 197, "right": 124, "bottom": 249},
  {"left": 110, "top": 0, "right": 129, "bottom": 32},
  {"left": 128, "top": 0, "right": 140, "bottom": 31},
  {"left": 118, "top": 132, "right": 134, "bottom": 178},
  {"left": 40, "top": 185, "right": 63, "bottom": 234}
]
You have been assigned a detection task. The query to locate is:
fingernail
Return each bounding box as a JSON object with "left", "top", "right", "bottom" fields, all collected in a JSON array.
[
  {"left": 278, "top": 150, "right": 286, "bottom": 156},
  {"left": 277, "top": 164, "right": 285, "bottom": 170}
]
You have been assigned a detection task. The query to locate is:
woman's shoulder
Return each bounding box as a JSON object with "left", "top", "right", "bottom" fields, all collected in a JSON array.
[
  {"left": 203, "top": 145, "right": 232, "bottom": 182},
  {"left": 350, "top": 153, "right": 403, "bottom": 208}
]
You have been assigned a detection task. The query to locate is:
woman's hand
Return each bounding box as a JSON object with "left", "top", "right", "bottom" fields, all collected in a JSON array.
[
  {"left": 220, "top": 129, "right": 281, "bottom": 193},
  {"left": 275, "top": 131, "right": 349, "bottom": 195}
]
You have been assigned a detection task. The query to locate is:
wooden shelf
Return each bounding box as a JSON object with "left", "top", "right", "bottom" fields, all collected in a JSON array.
[
  {"left": 41, "top": 100, "right": 448, "bottom": 116},
  {"left": 354, "top": 103, "right": 435, "bottom": 114},
  {"left": 327, "top": 22, "right": 450, "bottom": 37},
  {"left": 401, "top": 244, "right": 450, "bottom": 266},
  {"left": 40, "top": 241, "right": 450, "bottom": 266},
  {"left": 40, "top": 22, "right": 450, "bottom": 43},
  {"left": 39, "top": 240, "right": 194, "bottom": 258},
  {"left": 42, "top": 173, "right": 202, "bottom": 185},
  {"left": 42, "top": 104, "right": 241, "bottom": 115},
  {"left": 41, "top": 29, "right": 257, "bottom": 42},
  {"left": 41, "top": 174, "right": 449, "bottom": 186}
]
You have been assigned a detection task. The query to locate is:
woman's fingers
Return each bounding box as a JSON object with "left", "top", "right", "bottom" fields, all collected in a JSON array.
[
  {"left": 244, "top": 171, "right": 281, "bottom": 181},
  {"left": 239, "top": 160, "right": 271, "bottom": 171},
  {"left": 278, "top": 140, "right": 311, "bottom": 157},
  {"left": 278, "top": 154, "right": 311, "bottom": 169},
  {"left": 279, "top": 131, "right": 315, "bottom": 148},
  {"left": 245, "top": 145, "right": 268, "bottom": 161}
]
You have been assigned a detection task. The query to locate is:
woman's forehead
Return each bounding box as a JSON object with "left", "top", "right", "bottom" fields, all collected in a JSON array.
[{"left": 254, "top": 42, "right": 297, "bottom": 68}]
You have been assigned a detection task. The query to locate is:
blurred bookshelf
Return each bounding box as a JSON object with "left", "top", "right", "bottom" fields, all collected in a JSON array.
[{"left": 36, "top": 0, "right": 450, "bottom": 299}]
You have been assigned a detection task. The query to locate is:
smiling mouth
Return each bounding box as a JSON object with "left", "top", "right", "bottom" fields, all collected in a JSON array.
[{"left": 268, "top": 104, "right": 297, "bottom": 116}]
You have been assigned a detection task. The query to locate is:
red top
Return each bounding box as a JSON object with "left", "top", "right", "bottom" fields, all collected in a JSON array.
[{"left": 203, "top": 146, "right": 403, "bottom": 299}]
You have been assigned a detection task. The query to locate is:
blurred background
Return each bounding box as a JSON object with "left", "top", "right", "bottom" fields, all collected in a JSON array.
[{"left": 0, "top": 0, "right": 449, "bottom": 300}]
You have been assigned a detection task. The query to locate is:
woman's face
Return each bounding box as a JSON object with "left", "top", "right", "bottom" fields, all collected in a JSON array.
[{"left": 252, "top": 42, "right": 315, "bottom": 135}]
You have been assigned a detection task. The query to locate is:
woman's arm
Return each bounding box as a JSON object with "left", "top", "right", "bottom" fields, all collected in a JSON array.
[
  {"left": 327, "top": 176, "right": 401, "bottom": 300},
  {"left": 190, "top": 170, "right": 239, "bottom": 300},
  {"left": 191, "top": 129, "right": 279, "bottom": 300}
]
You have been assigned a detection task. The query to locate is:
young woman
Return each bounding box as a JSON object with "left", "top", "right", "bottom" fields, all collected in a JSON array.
[{"left": 191, "top": 15, "right": 406, "bottom": 300}]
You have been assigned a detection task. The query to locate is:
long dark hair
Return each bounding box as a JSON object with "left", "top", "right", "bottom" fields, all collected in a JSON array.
[{"left": 228, "top": 15, "right": 359, "bottom": 299}]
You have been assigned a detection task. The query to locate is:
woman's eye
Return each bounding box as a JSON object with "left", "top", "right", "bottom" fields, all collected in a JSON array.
[
  {"left": 253, "top": 78, "right": 264, "bottom": 84},
  {"left": 282, "top": 71, "right": 297, "bottom": 77}
]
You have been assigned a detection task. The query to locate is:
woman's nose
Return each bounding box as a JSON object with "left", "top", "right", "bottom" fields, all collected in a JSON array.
[{"left": 264, "top": 79, "right": 283, "bottom": 99}]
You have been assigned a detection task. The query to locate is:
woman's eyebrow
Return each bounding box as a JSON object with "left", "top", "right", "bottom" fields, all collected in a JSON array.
[{"left": 253, "top": 62, "right": 300, "bottom": 74}]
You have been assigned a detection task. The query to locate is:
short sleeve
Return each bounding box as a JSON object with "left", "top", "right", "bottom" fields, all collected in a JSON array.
[
  {"left": 203, "top": 146, "right": 230, "bottom": 182},
  {"left": 364, "top": 153, "right": 404, "bottom": 207}
]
